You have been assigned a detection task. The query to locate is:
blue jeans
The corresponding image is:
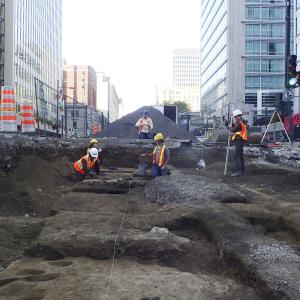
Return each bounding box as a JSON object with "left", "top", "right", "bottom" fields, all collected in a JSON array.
[
  {"left": 139, "top": 132, "right": 151, "bottom": 139},
  {"left": 151, "top": 164, "right": 168, "bottom": 177},
  {"left": 234, "top": 139, "right": 244, "bottom": 174}
]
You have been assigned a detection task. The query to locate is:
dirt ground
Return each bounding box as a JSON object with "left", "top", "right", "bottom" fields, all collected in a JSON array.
[
  {"left": 0, "top": 153, "right": 263, "bottom": 299},
  {"left": 1, "top": 146, "right": 300, "bottom": 299}
]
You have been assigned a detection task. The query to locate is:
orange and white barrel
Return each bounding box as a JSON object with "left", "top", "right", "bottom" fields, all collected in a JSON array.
[
  {"left": 0, "top": 86, "right": 17, "bottom": 132},
  {"left": 20, "top": 99, "right": 35, "bottom": 134}
]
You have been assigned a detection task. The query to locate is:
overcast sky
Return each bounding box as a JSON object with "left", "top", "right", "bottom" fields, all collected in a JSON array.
[{"left": 62, "top": 0, "right": 200, "bottom": 114}]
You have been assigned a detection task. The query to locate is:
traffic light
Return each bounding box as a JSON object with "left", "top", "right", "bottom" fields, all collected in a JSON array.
[{"left": 287, "top": 55, "right": 298, "bottom": 88}]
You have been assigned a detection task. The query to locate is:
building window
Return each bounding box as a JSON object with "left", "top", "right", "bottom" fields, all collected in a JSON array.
[{"left": 245, "top": 76, "right": 261, "bottom": 89}]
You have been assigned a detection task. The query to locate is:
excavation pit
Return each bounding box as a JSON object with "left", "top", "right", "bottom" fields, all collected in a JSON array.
[{"left": 1, "top": 140, "right": 300, "bottom": 299}]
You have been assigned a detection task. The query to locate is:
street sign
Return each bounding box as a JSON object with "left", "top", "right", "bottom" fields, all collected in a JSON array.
[{"left": 283, "top": 89, "right": 294, "bottom": 101}]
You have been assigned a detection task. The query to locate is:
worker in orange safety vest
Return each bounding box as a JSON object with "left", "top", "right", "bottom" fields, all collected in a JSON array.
[
  {"left": 231, "top": 109, "right": 248, "bottom": 177},
  {"left": 73, "top": 147, "right": 100, "bottom": 181},
  {"left": 142, "top": 133, "right": 170, "bottom": 177}
]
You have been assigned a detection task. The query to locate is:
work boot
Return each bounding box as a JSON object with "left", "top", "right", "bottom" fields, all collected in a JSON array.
[{"left": 231, "top": 172, "right": 243, "bottom": 177}]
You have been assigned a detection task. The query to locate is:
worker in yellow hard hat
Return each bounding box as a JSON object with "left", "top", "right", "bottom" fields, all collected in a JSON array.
[
  {"left": 87, "top": 138, "right": 101, "bottom": 154},
  {"left": 87, "top": 138, "right": 102, "bottom": 174},
  {"left": 142, "top": 133, "right": 170, "bottom": 177}
]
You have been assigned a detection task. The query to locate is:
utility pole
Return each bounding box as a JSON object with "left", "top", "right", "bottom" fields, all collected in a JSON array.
[{"left": 285, "top": 0, "right": 291, "bottom": 89}]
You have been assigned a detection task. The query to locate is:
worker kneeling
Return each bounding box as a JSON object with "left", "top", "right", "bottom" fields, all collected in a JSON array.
[
  {"left": 73, "top": 147, "right": 100, "bottom": 181},
  {"left": 143, "top": 133, "right": 170, "bottom": 177}
]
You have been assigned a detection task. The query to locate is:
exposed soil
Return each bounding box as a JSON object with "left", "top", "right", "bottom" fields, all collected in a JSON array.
[
  {"left": 1, "top": 144, "right": 300, "bottom": 299},
  {"left": 0, "top": 154, "right": 262, "bottom": 299}
]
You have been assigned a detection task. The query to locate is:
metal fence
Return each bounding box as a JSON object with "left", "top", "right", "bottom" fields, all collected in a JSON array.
[{"left": 34, "top": 77, "right": 106, "bottom": 137}]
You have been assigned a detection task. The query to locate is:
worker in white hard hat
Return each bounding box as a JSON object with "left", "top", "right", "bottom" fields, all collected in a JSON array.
[
  {"left": 135, "top": 110, "right": 153, "bottom": 139},
  {"left": 231, "top": 109, "right": 248, "bottom": 177},
  {"left": 141, "top": 133, "right": 170, "bottom": 177},
  {"left": 73, "top": 147, "right": 100, "bottom": 181},
  {"left": 86, "top": 138, "right": 103, "bottom": 175}
]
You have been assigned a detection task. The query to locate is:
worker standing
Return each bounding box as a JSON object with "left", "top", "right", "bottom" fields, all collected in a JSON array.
[
  {"left": 135, "top": 110, "right": 153, "bottom": 139},
  {"left": 231, "top": 110, "right": 248, "bottom": 177},
  {"left": 142, "top": 133, "right": 170, "bottom": 177},
  {"left": 73, "top": 148, "right": 100, "bottom": 181}
]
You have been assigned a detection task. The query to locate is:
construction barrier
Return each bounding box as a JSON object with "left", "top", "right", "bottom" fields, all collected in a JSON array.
[
  {"left": 20, "top": 99, "right": 36, "bottom": 134},
  {"left": 0, "top": 86, "right": 17, "bottom": 132},
  {"left": 284, "top": 113, "right": 300, "bottom": 133}
]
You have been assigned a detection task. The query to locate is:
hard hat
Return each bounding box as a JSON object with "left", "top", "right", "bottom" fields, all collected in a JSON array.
[
  {"left": 90, "top": 138, "right": 98, "bottom": 144},
  {"left": 232, "top": 109, "right": 243, "bottom": 117},
  {"left": 89, "top": 147, "right": 99, "bottom": 158},
  {"left": 154, "top": 133, "right": 164, "bottom": 141}
]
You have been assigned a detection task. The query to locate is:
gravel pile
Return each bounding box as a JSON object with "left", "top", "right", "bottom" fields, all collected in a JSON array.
[
  {"left": 96, "top": 106, "right": 190, "bottom": 139},
  {"left": 145, "top": 173, "right": 246, "bottom": 207}
]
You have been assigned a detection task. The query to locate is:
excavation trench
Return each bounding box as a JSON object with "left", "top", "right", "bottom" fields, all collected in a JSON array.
[
  {"left": 1, "top": 143, "right": 300, "bottom": 299},
  {"left": 0, "top": 160, "right": 263, "bottom": 299}
]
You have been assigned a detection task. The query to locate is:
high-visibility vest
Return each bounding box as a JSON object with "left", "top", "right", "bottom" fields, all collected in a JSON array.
[
  {"left": 232, "top": 121, "right": 248, "bottom": 141},
  {"left": 74, "top": 155, "right": 96, "bottom": 175},
  {"left": 152, "top": 145, "right": 167, "bottom": 167}
]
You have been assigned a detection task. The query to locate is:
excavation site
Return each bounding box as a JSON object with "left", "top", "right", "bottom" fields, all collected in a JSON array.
[{"left": 0, "top": 137, "right": 300, "bottom": 300}]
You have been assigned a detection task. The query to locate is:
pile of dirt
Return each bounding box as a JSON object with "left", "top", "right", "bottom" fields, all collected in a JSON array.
[
  {"left": 96, "top": 106, "right": 191, "bottom": 139},
  {"left": 0, "top": 155, "right": 72, "bottom": 217}
]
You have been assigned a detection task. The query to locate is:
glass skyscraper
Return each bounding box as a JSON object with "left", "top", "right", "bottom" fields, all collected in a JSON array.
[
  {"left": 4, "top": 0, "right": 62, "bottom": 107},
  {"left": 200, "top": 0, "right": 228, "bottom": 117},
  {"left": 200, "top": 0, "right": 294, "bottom": 121},
  {"left": 245, "top": 0, "right": 293, "bottom": 115}
]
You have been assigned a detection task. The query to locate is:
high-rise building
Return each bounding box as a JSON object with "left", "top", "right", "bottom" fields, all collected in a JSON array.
[
  {"left": 294, "top": 1, "right": 300, "bottom": 115},
  {"left": 156, "top": 48, "right": 201, "bottom": 112},
  {"left": 173, "top": 48, "right": 200, "bottom": 87},
  {"left": 63, "top": 65, "right": 97, "bottom": 109},
  {"left": 109, "top": 84, "right": 122, "bottom": 123},
  {"left": 4, "top": 0, "right": 62, "bottom": 105},
  {"left": 155, "top": 86, "right": 200, "bottom": 111},
  {"left": 0, "top": 0, "right": 4, "bottom": 88},
  {"left": 200, "top": 0, "right": 293, "bottom": 122}
]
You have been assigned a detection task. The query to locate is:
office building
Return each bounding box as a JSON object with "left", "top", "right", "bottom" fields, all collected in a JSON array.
[
  {"left": 294, "top": 0, "right": 300, "bottom": 114},
  {"left": 109, "top": 84, "right": 122, "bottom": 123},
  {"left": 200, "top": 0, "right": 293, "bottom": 122},
  {"left": 155, "top": 86, "right": 200, "bottom": 111},
  {"left": 63, "top": 65, "right": 97, "bottom": 109},
  {"left": 156, "top": 48, "right": 201, "bottom": 112},
  {"left": 173, "top": 48, "right": 200, "bottom": 88},
  {"left": 4, "top": 0, "right": 62, "bottom": 111},
  {"left": 0, "top": 0, "right": 4, "bottom": 88}
]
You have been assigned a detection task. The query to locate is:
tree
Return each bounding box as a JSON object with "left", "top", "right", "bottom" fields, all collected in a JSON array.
[{"left": 163, "top": 100, "right": 191, "bottom": 113}]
